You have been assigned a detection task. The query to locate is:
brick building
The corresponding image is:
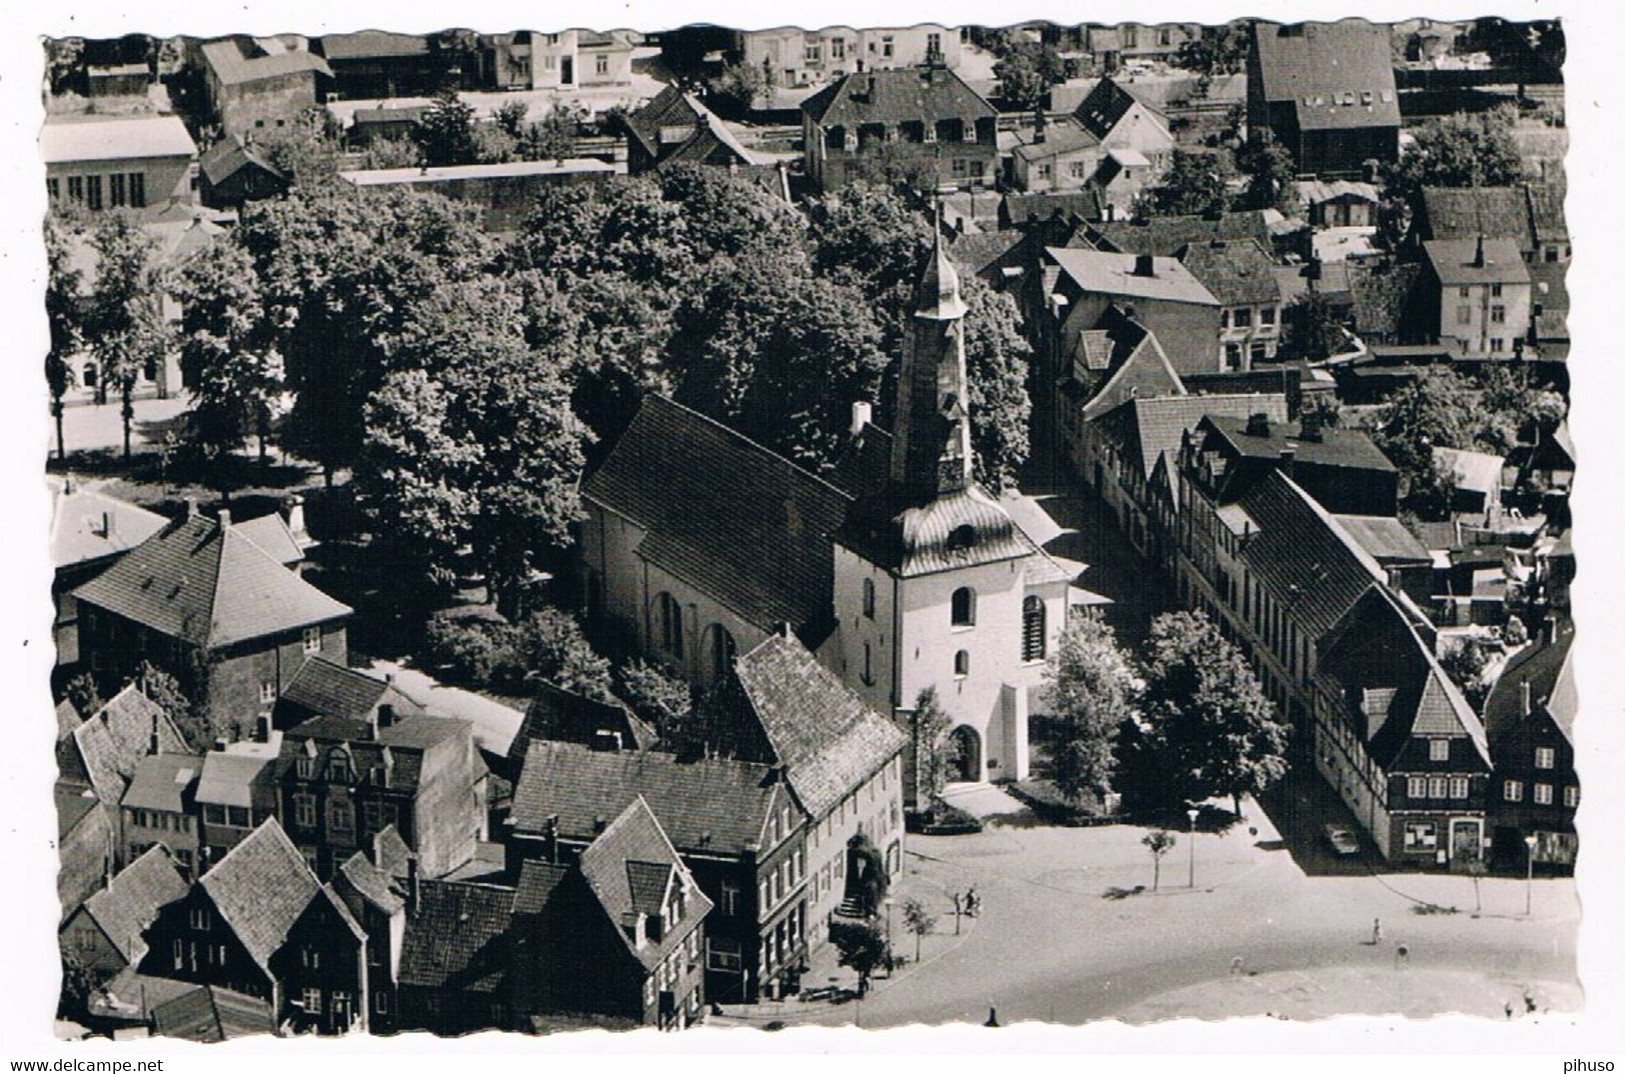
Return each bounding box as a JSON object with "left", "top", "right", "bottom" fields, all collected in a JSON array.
[{"left": 199, "top": 37, "right": 333, "bottom": 139}]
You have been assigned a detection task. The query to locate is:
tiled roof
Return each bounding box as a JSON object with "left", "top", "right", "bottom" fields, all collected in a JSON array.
[
  {"left": 510, "top": 740, "right": 781, "bottom": 855},
  {"left": 1418, "top": 185, "right": 1545, "bottom": 250},
  {"left": 397, "top": 880, "right": 515, "bottom": 993},
  {"left": 1001, "top": 190, "right": 1102, "bottom": 228},
  {"left": 1252, "top": 21, "right": 1399, "bottom": 131},
  {"left": 1176, "top": 239, "right": 1281, "bottom": 307},
  {"left": 1047, "top": 247, "right": 1219, "bottom": 306},
  {"left": 61, "top": 685, "right": 189, "bottom": 806},
  {"left": 1074, "top": 77, "right": 1165, "bottom": 140},
  {"left": 40, "top": 116, "right": 197, "bottom": 165},
  {"left": 319, "top": 31, "right": 430, "bottom": 61},
  {"left": 583, "top": 396, "right": 851, "bottom": 634},
  {"left": 577, "top": 797, "right": 710, "bottom": 969},
  {"left": 50, "top": 484, "right": 167, "bottom": 571},
  {"left": 1012, "top": 121, "right": 1100, "bottom": 163},
  {"left": 1317, "top": 587, "right": 1490, "bottom": 769},
  {"left": 623, "top": 84, "right": 693, "bottom": 157},
  {"left": 1433, "top": 446, "right": 1505, "bottom": 496},
  {"left": 512, "top": 859, "right": 570, "bottom": 916},
  {"left": 56, "top": 699, "right": 82, "bottom": 740},
  {"left": 946, "top": 228, "right": 1028, "bottom": 278},
  {"left": 277, "top": 657, "right": 394, "bottom": 721},
  {"left": 230, "top": 513, "right": 303, "bottom": 566},
  {"left": 1098, "top": 393, "right": 1290, "bottom": 481},
  {"left": 1203, "top": 414, "right": 1397, "bottom": 473},
  {"left": 1088, "top": 211, "right": 1272, "bottom": 257},
  {"left": 829, "top": 423, "right": 894, "bottom": 500},
  {"left": 337, "top": 851, "right": 405, "bottom": 916},
  {"left": 120, "top": 753, "right": 201, "bottom": 814},
  {"left": 512, "top": 682, "right": 656, "bottom": 765},
  {"left": 839, "top": 483, "right": 1055, "bottom": 579},
  {"left": 1332, "top": 514, "right": 1431, "bottom": 564},
  {"left": 1073, "top": 312, "right": 1186, "bottom": 423},
  {"left": 79, "top": 846, "right": 187, "bottom": 970},
  {"left": 1296, "top": 179, "right": 1381, "bottom": 206},
  {"left": 151, "top": 985, "right": 276, "bottom": 1042},
  {"left": 275, "top": 714, "right": 470, "bottom": 795},
  {"left": 1484, "top": 626, "right": 1576, "bottom": 743},
  {"left": 1234, "top": 470, "right": 1387, "bottom": 639},
  {"left": 74, "top": 511, "right": 351, "bottom": 649},
  {"left": 200, "top": 819, "right": 358, "bottom": 973},
  {"left": 1422, "top": 238, "right": 1530, "bottom": 287},
  {"left": 194, "top": 736, "right": 282, "bottom": 810},
  {"left": 802, "top": 65, "right": 996, "bottom": 128},
  {"left": 200, "top": 37, "right": 332, "bottom": 87},
  {"left": 734, "top": 633, "right": 907, "bottom": 817}
]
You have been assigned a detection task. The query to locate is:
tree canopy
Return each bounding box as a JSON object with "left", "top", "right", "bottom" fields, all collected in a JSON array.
[
  {"left": 1041, "top": 609, "right": 1138, "bottom": 802},
  {"left": 993, "top": 38, "right": 1070, "bottom": 112},
  {"left": 1145, "top": 149, "right": 1236, "bottom": 217},
  {"left": 1385, "top": 107, "right": 1525, "bottom": 201},
  {"left": 84, "top": 213, "right": 171, "bottom": 458}
]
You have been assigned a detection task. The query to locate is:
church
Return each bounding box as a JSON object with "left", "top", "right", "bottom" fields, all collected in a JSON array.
[{"left": 578, "top": 227, "right": 1084, "bottom": 795}]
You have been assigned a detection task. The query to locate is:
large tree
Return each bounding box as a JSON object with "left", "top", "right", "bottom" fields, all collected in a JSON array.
[
  {"left": 1146, "top": 149, "right": 1236, "bottom": 217},
  {"left": 993, "top": 39, "right": 1068, "bottom": 114},
  {"left": 84, "top": 214, "right": 171, "bottom": 459},
  {"left": 1236, "top": 130, "right": 1298, "bottom": 213},
  {"left": 413, "top": 85, "right": 479, "bottom": 167},
  {"left": 173, "top": 242, "right": 286, "bottom": 471},
  {"left": 1139, "top": 610, "right": 1289, "bottom": 817},
  {"left": 910, "top": 685, "right": 956, "bottom": 803},
  {"left": 45, "top": 215, "right": 83, "bottom": 461},
  {"left": 1041, "top": 609, "right": 1138, "bottom": 803},
  {"left": 1283, "top": 291, "right": 1347, "bottom": 362},
  {"left": 1385, "top": 107, "right": 1525, "bottom": 200},
  {"left": 1171, "top": 22, "right": 1250, "bottom": 76}
]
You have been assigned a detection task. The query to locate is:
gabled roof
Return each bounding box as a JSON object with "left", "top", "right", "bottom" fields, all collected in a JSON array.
[
  {"left": 40, "top": 116, "right": 197, "bottom": 165},
  {"left": 1001, "top": 190, "right": 1103, "bottom": 229},
  {"left": 1097, "top": 393, "right": 1290, "bottom": 482},
  {"left": 577, "top": 797, "right": 711, "bottom": 970},
  {"left": 1422, "top": 238, "right": 1530, "bottom": 287},
  {"left": 120, "top": 753, "right": 201, "bottom": 814},
  {"left": 194, "top": 734, "right": 282, "bottom": 810},
  {"left": 1177, "top": 239, "right": 1281, "bottom": 308},
  {"left": 1233, "top": 470, "right": 1387, "bottom": 639},
  {"left": 200, "top": 37, "right": 332, "bottom": 87},
  {"left": 74, "top": 510, "right": 351, "bottom": 649},
  {"left": 229, "top": 512, "right": 303, "bottom": 565},
  {"left": 1484, "top": 626, "right": 1576, "bottom": 744},
  {"left": 1047, "top": 247, "right": 1219, "bottom": 306},
  {"left": 512, "top": 681, "right": 656, "bottom": 765},
  {"left": 397, "top": 881, "right": 515, "bottom": 993},
  {"left": 583, "top": 395, "right": 850, "bottom": 635},
  {"left": 734, "top": 633, "right": 908, "bottom": 818},
  {"left": 802, "top": 65, "right": 996, "bottom": 128},
  {"left": 628, "top": 87, "right": 777, "bottom": 168},
  {"left": 1297, "top": 179, "right": 1381, "bottom": 206},
  {"left": 1012, "top": 121, "right": 1100, "bottom": 163},
  {"left": 1070, "top": 311, "right": 1187, "bottom": 422},
  {"left": 276, "top": 656, "right": 404, "bottom": 722},
  {"left": 1087, "top": 211, "right": 1273, "bottom": 257},
  {"left": 1073, "top": 77, "right": 1167, "bottom": 141},
  {"left": 1418, "top": 185, "right": 1551, "bottom": 251},
  {"left": 50, "top": 483, "right": 167, "bottom": 571},
  {"left": 336, "top": 851, "right": 405, "bottom": 916},
  {"left": 510, "top": 740, "right": 782, "bottom": 855},
  {"left": 77, "top": 846, "right": 187, "bottom": 969},
  {"left": 1202, "top": 414, "right": 1396, "bottom": 474},
  {"left": 151, "top": 985, "right": 276, "bottom": 1042},
  {"left": 1433, "top": 446, "right": 1506, "bottom": 496},
  {"left": 1317, "top": 586, "right": 1491, "bottom": 769},
  {"left": 59, "top": 685, "right": 189, "bottom": 806},
  {"left": 1252, "top": 21, "right": 1399, "bottom": 130},
  {"left": 200, "top": 819, "right": 361, "bottom": 973}
]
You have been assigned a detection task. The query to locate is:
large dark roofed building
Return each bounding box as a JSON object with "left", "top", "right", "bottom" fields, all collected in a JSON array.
[
  {"left": 1187, "top": 412, "right": 1400, "bottom": 516},
  {"left": 1247, "top": 21, "right": 1400, "bottom": 176}
]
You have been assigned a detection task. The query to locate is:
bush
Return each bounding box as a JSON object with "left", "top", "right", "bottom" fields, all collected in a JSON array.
[
  {"left": 421, "top": 607, "right": 613, "bottom": 698},
  {"left": 906, "top": 799, "right": 984, "bottom": 835}
]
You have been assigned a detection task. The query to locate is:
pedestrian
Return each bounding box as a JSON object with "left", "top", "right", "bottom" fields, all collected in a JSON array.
[
  {"left": 965, "top": 888, "right": 979, "bottom": 918},
  {"left": 1523, "top": 990, "right": 1537, "bottom": 1014},
  {"left": 1371, "top": 917, "right": 1383, "bottom": 945},
  {"left": 1230, "top": 956, "right": 1245, "bottom": 977},
  {"left": 1504, "top": 1001, "right": 1514, "bottom": 1020}
]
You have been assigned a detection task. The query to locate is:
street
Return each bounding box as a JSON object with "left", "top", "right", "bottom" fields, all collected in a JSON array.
[{"left": 729, "top": 784, "right": 1579, "bottom": 1028}]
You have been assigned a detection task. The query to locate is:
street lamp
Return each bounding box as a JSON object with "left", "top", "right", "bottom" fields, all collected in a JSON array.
[
  {"left": 1187, "top": 808, "right": 1200, "bottom": 888},
  {"left": 1524, "top": 834, "right": 1538, "bottom": 915}
]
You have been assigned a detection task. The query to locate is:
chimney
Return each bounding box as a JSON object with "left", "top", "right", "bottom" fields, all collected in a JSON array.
[
  {"left": 149, "top": 710, "right": 161, "bottom": 756},
  {"left": 1245, "top": 412, "right": 1272, "bottom": 438},
  {"left": 407, "top": 857, "right": 420, "bottom": 915},
  {"left": 1473, "top": 233, "right": 1487, "bottom": 268},
  {"left": 254, "top": 714, "right": 271, "bottom": 744},
  {"left": 217, "top": 507, "right": 232, "bottom": 529},
  {"left": 213, "top": 737, "right": 229, "bottom": 752},
  {"left": 850, "top": 400, "right": 873, "bottom": 437},
  {"left": 1033, "top": 111, "right": 1047, "bottom": 145},
  {"left": 185, "top": 498, "right": 199, "bottom": 519},
  {"left": 1299, "top": 408, "right": 1324, "bottom": 443},
  {"left": 282, "top": 494, "right": 308, "bottom": 544},
  {"left": 1278, "top": 447, "right": 1296, "bottom": 476},
  {"left": 102, "top": 510, "right": 116, "bottom": 538},
  {"left": 1520, "top": 679, "right": 1532, "bottom": 717},
  {"left": 1133, "top": 252, "right": 1155, "bottom": 277},
  {"left": 593, "top": 815, "right": 607, "bottom": 834}
]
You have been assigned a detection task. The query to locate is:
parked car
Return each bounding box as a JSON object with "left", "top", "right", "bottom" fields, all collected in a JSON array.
[{"left": 1324, "top": 825, "right": 1361, "bottom": 856}]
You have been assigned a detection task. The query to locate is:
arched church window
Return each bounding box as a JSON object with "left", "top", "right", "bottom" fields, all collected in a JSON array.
[
  {"left": 1022, "top": 595, "right": 1047, "bottom": 662},
  {"left": 953, "top": 650, "right": 970, "bottom": 677},
  {"left": 951, "top": 587, "right": 975, "bottom": 627},
  {"left": 862, "top": 578, "right": 876, "bottom": 620},
  {"left": 706, "top": 623, "right": 737, "bottom": 684},
  {"left": 657, "top": 593, "right": 683, "bottom": 659}
]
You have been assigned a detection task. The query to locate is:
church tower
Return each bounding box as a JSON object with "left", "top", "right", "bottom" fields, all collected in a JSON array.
[
  {"left": 890, "top": 229, "right": 973, "bottom": 503},
  {"left": 831, "top": 217, "right": 1073, "bottom": 801}
]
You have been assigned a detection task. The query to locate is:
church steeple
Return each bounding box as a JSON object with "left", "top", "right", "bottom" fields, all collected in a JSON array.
[{"left": 890, "top": 218, "right": 973, "bottom": 502}]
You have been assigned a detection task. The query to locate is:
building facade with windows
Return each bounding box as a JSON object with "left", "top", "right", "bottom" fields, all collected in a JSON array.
[
  {"left": 120, "top": 753, "right": 203, "bottom": 879},
  {"left": 199, "top": 37, "right": 333, "bottom": 139},
  {"left": 1176, "top": 239, "right": 1284, "bottom": 369},
  {"left": 42, "top": 115, "right": 197, "bottom": 214},
  {"left": 801, "top": 65, "right": 998, "bottom": 193},
  {"left": 1247, "top": 21, "right": 1400, "bottom": 177},
  {"left": 1421, "top": 237, "right": 1533, "bottom": 358},
  {"left": 1484, "top": 625, "right": 1578, "bottom": 871},
  {"left": 741, "top": 25, "right": 961, "bottom": 87}
]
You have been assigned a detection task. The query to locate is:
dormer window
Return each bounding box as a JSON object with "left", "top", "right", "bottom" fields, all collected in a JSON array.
[{"left": 327, "top": 748, "right": 352, "bottom": 783}]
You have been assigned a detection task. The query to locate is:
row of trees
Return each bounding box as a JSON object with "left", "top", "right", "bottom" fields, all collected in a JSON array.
[
  {"left": 161, "top": 169, "right": 1031, "bottom": 612},
  {"left": 1039, "top": 609, "right": 1290, "bottom": 817}
]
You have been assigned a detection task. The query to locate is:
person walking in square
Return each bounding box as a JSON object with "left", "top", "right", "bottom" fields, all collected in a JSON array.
[{"left": 1371, "top": 918, "right": 1383, "bottom": 945}]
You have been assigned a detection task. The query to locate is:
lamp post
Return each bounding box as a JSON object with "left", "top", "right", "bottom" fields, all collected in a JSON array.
[
  {"left": 883, "top": 896, "right": 896, "bottom": 970},
  {"left": 1187, "top": 808, "right": 1200, "bottom": 888},
  {"left": 1524, "top": 834, "right": 1538, "bottom": 915}
]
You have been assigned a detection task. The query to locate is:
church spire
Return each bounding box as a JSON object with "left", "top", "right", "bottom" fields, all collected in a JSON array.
[{"left": 890, "top": 213, "right": 973, "bottom": 501}]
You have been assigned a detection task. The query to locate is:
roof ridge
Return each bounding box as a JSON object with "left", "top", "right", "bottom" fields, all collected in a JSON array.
[
  {"left": 1273, "top": 471, "right": 1387, "bottom": 583},
  {"left": 644, "top": 394, "right": 854, "bottom": 503}
]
